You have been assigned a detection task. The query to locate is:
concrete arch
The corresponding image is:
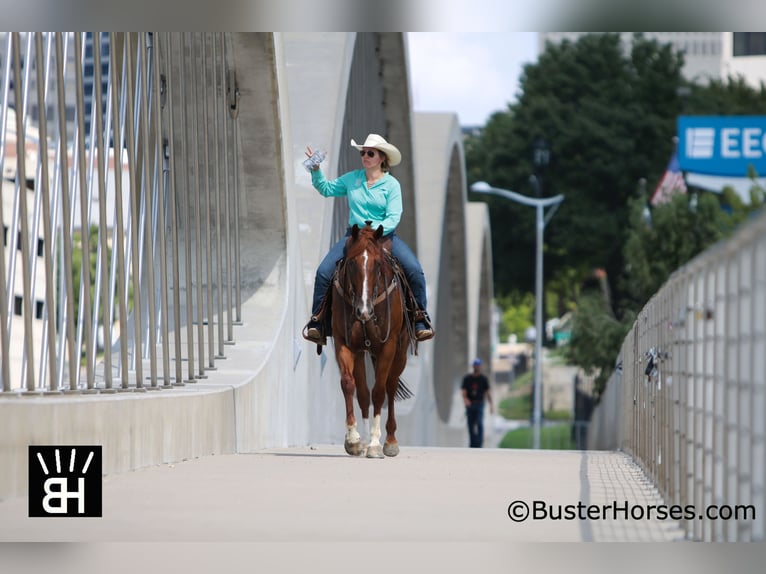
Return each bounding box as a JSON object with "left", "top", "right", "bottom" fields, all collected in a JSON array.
[
  {"left": 413, "top": 113, "right": 470, "bottom": 423},
  {"left": 465, "top": 203, "right": 495, "bottom": 375}
]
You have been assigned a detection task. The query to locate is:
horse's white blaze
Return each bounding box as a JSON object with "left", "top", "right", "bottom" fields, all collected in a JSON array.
[
  {"left": 369, "top": 414, "right": 382, "bottom": 448},
  {"left": 361, "top": 249, "right": 370, "bottom": 311},
  {"left": 346, "top": 424, "right": 361, "bottom": 444}
]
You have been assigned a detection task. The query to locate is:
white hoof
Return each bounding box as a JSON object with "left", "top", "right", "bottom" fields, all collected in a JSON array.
[
  {"left": 366, "top": 445, "right": 384, "bottom": 459},
  {"left": 344, "top": 439, "right": 364, "bottom": 457}
]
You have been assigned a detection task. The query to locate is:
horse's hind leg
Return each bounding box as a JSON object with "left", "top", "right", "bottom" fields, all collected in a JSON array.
[{"left": 337, "top": 347, "right": 364, "bottom": 456}]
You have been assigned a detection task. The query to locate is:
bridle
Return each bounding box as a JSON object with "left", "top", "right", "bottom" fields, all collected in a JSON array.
[{"left": 334, "top": 248, "right": 399, "bottom": 347}]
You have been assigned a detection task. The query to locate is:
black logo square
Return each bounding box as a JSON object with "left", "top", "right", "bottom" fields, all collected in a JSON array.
[{"left": 28, "top": 445, "right": 102, "bottom": 517}]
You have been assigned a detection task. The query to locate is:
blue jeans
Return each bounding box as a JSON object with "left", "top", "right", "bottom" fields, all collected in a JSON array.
[
  {"left": 466, "top": 402, "right": 485, "bottom": 448},
  {"left": 311, "top": 231, "right": 427, "bottom": 316}
]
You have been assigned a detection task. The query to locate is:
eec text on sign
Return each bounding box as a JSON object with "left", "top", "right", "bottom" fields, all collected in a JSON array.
[{"left": 677, "top": 115, "right": 766, "bottom": 177}]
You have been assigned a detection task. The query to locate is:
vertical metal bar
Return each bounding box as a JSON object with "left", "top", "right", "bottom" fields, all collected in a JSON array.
[
  {"left": 52, "top": 33, "right": 79, "bottom": 392},
  {"left": 53, "top": 33, "right": 70, "bottom": 390},
  {"left": 71, "top": 35, "right": 100, "bottom": 390},
  {"left": 91, "top": 32, "right": 113, "bottom": 390},
  {"left": 161, "top": 33, "right": 184, "bottom": 385},
  {"left": 691, "top": 273, "right": 700, "bottom": 541},
  {"left": 226, "top": 54, "right": 241, "bottom": 326},
  {"left": 0, "top": 35, "right": 12, "bottom": 391},
  {"left": 24, "top": 36, "right": 51, "bottom": 389},
  {"left": 35, "top": 33, "right": 57, "bottom": 390},
  {"left": 221, "top": 33, "right": 234, "bottom": 345},
  {"left": 32, "top": 32, "right": 59, "bottom": 392},
  {"left": 747, "top": 241, "right": 757, "bottom": 541},
  {"left": 233, "top": 115, "right": 242, "bottom": 324},
  {"left": 123, "top": 33, "right": 145, "bottom": 390},
  {"left": 201, "top": 34, "right": 216, "bottom": 370},
  {"left": 755, "top": 234, "right": 766, "bottom": 542},
  {"left": 222, "top": 34, "right": 234, "bottom": 344},
  {"left": 73, "top": 32, "right": 95, "bottom": 390},
  {"left": 5, "top": 35, "right": 33, "bottom": 349},
  {"left": 138, "top": 32, "right": 159, "bottom": 387},
  {"left": 739, "top": 244, "right": 752, "bottom": 540},
  {"left": 725, "top": 251, "right": 737, "bottom": 540},
  {"left": 85, "top": 37, "right": 106, "bottom": 382},
  {"left": 178, "top": 33, "right": 196, "bottom": 382},
  {"left": 190, "top": 33, "right": 207, "bottom": 377},
  {"left": 713, "top": 258, "right": 725, "bottom": 540},
  {"left": 0, "top": 33, "right": 12, "bottom": 188},
  {"left": 108, "top": 33, "right": 131, "bottom": 389},
  {"left": 11, "top": 32, "right": 37, "bottom": 392},
  {"left": 102, "top": 42, "right": 121, "bottom": 350},
  {"left": 212, "top": 33, "right": 225, "bottom": 359},
  {"left": 148, "top": 32, "right": 171, "bottom": 387}
]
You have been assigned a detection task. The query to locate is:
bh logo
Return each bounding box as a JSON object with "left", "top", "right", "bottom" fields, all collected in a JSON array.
[{"left": 28, "top": 446, "right": 102, "bottom": 517}]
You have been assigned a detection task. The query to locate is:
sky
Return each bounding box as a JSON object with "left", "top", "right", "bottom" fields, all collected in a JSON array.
[{"left": 406, "top": 32, "right": 540, "bottom": 127}]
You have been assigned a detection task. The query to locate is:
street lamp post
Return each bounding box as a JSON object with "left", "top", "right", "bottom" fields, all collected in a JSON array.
[{"left": 470, "top": 181, "right": 564, "bottom": 449}]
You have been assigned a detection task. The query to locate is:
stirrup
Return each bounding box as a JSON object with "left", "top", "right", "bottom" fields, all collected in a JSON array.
[
  {"left": 302, "top": 316, "right": 326, "bottom": 345},
  {"left": 415, "top": 324, "right": 434, "bottom": 342},
  {"left": 413, "top": 309, "right": 434, "bottom": 342}
]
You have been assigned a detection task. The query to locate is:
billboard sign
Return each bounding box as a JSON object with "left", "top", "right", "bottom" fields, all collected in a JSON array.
[{"left": 677, "top": 115, "right": 766, "bottom": 177}]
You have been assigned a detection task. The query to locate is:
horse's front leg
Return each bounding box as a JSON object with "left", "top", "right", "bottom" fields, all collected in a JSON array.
[
  {"left": 366, "top": 349, "right": 395, "bottom": 459},
  {"left": 383, "top": 345, "right": 407, "bottom": 457},
  {"left": 354, "top": 355, "right": 371, "bottom": 450},
  {"left": 336, "top": 346, "right": 364, "bottom": 456}
]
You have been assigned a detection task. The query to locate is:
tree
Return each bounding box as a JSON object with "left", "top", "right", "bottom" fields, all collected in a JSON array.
[
  {"left": 467, "top": 33, "right": 686, "bottom": 308},
  {"left": 466, "top": 33, "right": 766, "bottom": 397}
]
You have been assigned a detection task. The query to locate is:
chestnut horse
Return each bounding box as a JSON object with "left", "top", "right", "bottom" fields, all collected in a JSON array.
[{"left": 332, "top": 223, "right": 413, "bottom": 458}]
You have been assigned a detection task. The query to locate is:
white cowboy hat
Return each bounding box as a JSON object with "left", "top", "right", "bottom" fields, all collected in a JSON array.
[{"left": 350, "top": 133, "right": 402, "bottom": 167}]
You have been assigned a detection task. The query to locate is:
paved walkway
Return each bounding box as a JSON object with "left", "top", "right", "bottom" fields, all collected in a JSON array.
[{"left": 0, "top": 445, "right": 685, "bottom": 543}]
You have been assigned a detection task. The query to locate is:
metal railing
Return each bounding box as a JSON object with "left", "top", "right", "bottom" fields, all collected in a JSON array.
[
  {"left": 1, "top": 32, "right": 242, "bottom": 393},
  {"left": 590, "top": 207, "right": 766, "bottom": 541}
]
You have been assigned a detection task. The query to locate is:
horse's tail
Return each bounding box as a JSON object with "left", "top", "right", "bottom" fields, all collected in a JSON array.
[{"left": 395, "top": 377, "right": 414, "bottom": 401}]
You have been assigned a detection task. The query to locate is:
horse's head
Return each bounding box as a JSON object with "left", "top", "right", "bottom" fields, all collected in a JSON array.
[{"left": 343, "top": 223, "right": 387, "bottom": 322}]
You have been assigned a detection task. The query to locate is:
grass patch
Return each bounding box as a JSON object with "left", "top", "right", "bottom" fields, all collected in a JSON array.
[
  {"left": 498, "top": 371, "right": 571, "bottom": 421},
  {"left": 509, "top": 370, "right": 532, "bottom": 392},
  {"left": 498, "top": 392, "right": 531, "bottom": 421},
  {"left": 498, "top": 423, "right": 575, "bottom": 450}
]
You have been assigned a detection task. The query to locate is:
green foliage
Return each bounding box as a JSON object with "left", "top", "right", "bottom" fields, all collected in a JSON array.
[
  {"left": 498, "top": 423, "right": 575, "bottom": 450},
  {"left": 567, "top": 292, "right": 633, "bottom": 397},
  {"left": 495, "top": 292, "right": 535, "bottom": 341},
  {"left": 468, "top": 33, "right": 686, "bottom": 300},
  {"left": 466, "top": 32, "right": 766, "bottom": 400},
  {"left": 498, "top": 391, "right": 531, "bottom": 421},
  {"left": 68, "top": 225, "right": 121, "bottom": 332},
  {"left": 70, "top": 226, "right": 100, "bottom": 325}
]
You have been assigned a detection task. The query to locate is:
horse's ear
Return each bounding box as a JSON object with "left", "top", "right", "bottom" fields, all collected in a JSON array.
[
  {"left": 351, "top": 224, "right": 360, "bottom": 239},
  {"left": 374, "top": 225, "right": 384, "bottom": 240}
]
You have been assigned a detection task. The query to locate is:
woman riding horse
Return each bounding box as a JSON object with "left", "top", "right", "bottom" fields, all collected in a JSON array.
[{"left": 302, "top": 134, "right": 433, "bottom": 344}]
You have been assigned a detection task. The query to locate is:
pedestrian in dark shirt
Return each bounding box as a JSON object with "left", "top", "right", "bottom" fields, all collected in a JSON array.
[{"left": 461, "top": 358, "right": 494, "bottom": 448}]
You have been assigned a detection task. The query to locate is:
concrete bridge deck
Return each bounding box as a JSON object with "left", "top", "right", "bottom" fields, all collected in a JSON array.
[{"left": 0, "top": 446, "right": 685, "bottom": 543}]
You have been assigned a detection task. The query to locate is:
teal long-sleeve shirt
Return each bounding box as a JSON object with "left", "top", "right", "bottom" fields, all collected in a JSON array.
[{"left": 310, "top": 168, "right": 402, "bottom": 236}]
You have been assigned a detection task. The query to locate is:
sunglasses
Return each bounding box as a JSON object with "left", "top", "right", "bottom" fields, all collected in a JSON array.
[{"left": 359, "top": 150, "right": 377, "bottom": 158}]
